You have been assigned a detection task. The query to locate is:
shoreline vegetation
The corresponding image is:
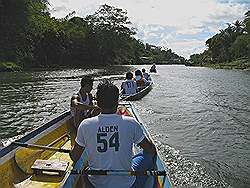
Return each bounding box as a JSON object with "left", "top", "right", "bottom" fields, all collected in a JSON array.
[
  {"left": 189, "top": 11, "right": 250, "bottom": 70},
  {"left": 1, "top": 58, "right": 249, "bottom": 72},
  {"left": 206, "top": 59, "right": 250, "bottom": 70},
  {"left": 1, "top": 1, "right": 249, "bottom": 72},
  {"left": 0, "top": 62, "right": 22, "bottom": 72},
  {"left": 186, "top": 58, "right": 250, "bottom": 70},
  {"left": 0, "top": 1, "right": 185, "bottom": 72}
]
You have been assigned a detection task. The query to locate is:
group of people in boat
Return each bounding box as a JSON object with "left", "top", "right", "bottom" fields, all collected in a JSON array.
[
  {"left": 121, "top": 68, "right": 152, "bottom": 95},
  {"left": 70, "top": 76, "right": 156, "bottom": 188}
]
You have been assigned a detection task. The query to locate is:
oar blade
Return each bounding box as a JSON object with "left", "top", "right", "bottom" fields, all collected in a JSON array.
[{"left": 15, "top": 148, "right": 44, "bottom": 174}]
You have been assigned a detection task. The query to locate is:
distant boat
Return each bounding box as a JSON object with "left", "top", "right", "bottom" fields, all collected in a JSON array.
[
  {"left": 149, "top": 68, "right": 157, "bottom": 73},
  {"left": 150, "top": 64, "right": 157, "bottom": 73},
  {"left": 120, "top": 82, "right": 153, "bottom": 101}
]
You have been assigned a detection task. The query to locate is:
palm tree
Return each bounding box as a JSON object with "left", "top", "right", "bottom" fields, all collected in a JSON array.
[{"left": 243, "top": 11, "right": 250, "bottom": 34}]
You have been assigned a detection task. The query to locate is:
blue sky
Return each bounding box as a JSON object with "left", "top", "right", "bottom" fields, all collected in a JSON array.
[{"left": 49, "top": 0, "right": 249, "bottom": 58}]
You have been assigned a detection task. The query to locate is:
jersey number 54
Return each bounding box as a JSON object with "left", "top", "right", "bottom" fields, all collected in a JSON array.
[{"left": 97, "top": 132, "right": 120, "bottom": 152}]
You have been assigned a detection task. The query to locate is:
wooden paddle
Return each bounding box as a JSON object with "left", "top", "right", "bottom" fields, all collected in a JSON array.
[
  {"left": 14, "top": 134, "right": 70, "bottom": 174},
  {"left": 13, "top": 142, "right": 71, "bottom": 153},
  {"left": 71, "top": 169, "right": 167, "bottom": 176}
]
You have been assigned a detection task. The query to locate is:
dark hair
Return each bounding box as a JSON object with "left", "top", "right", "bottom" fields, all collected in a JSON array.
[
  {"left": 96, "top": 80, "right": 119, "bottom": 109},
  {"left": 126, "top": 72, "right": 133, "bottom": 79},
  {"left": 135, "top": 70, "right": 142, "bottom": 76},
  {"left": 142, "top": 68, "right": 146, "bottom": 73},
  {"left": 80, "top": 76, "right": 93, "bottom": 87}
]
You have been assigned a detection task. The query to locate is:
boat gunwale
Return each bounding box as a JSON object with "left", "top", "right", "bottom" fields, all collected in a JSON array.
[
  {"left": 126, "top": 102, "right": 173, "bottom": 188},
  {"left": 0, "top": 111, "right": 71, "bottom": 159},
  {"left": 121, "top": 82, "right": 153, "bottom": 101}
]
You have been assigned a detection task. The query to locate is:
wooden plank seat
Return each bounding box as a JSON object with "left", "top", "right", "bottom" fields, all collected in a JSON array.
[{"left": 31, "top": 160, "right": 69, "bottom": 176}]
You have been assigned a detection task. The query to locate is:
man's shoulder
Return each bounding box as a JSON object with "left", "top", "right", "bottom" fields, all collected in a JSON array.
[
  {"left": 120, "top": 115, "right": 138, "bottom": 124},
  {"left": 79, "top": 116, "right": 99, "bottom": 128}
]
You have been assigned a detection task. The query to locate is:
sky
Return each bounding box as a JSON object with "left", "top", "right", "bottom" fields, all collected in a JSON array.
[{"left": 49, "top": 0, "right": 249, "bottom": 59}]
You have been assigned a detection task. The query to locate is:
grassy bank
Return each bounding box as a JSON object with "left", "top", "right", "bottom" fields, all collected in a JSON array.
[
  {"left": 188, "top": 59, "right": 250, "bottom": 70},
  {"left": 0, "top": 62, "right": 23, "bottom": 72},
  {"left": 207, "top": 59, "right": 250, "bottom": 70}
]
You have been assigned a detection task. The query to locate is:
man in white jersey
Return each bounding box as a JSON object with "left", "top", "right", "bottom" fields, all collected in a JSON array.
[
  {"left": 121, "top": 72, "right": 137, "bottom": 95},
  {"left": 71, "top": 76, "right": 100, "bottom": 128},
  {"left": 70, "top": 80, "right": 156, "bottom": 188}
]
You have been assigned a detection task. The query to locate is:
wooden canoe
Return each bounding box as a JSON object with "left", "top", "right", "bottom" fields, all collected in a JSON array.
[
  {"left": 149, "top": 68, "right": 157, "bottom": 73},
  {"left": 120, "top": 82, "right": 153, "bottom": 101},
  {"left": 0, "top": 102, "right": 172, "bottom": 188}
]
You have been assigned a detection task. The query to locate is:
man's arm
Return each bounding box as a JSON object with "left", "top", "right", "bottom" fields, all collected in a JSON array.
[
  {"left": 137, "top": 137, "right": 156, "bottom": 156},
  {"left": 71, "top": 95, "right": 100, "bottom": 111},
  {"left": 70, "top": 142, "right": 85, "bottom": 162},
  {"left": 120, "top": 82, "right": 125, "bottom": 94}
]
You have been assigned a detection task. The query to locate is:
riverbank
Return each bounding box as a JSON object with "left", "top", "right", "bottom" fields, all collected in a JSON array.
[
  {"left": 0, "top": 61, "right": 107, "bottom": 72},
  {"left": 187, "top": 59, "right": 250, "bottom": 70},
  {"left": 207, "top": 59, "right": 250, "bottom": 70},
  {"left": 0, "top": 62, "right": 22, "bottom": 72}
]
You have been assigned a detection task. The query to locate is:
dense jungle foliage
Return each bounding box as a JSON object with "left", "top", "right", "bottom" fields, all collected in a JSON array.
[
  {"left": 0, "top": 0, "right": 186, "bottom": 71},
  {"left": 189, "top": 11, "right": 250, "bottom": 69}
]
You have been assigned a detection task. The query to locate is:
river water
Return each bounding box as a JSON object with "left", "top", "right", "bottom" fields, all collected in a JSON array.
[{"left": 0, "top": 65, "right": 249, "bottom": 187}]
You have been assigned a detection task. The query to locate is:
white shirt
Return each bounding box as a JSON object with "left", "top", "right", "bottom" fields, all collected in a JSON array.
[
  {"left": 70, "top": 92, "right": 90, "bottom": 117},
  {"left": 121, "top": 80, "right": 137, "bottom": 95},
  {"left": 76, "top": 113, "right": 145, "bottom": 188},
  {"left": 143, "top": 73, "right": 151, "bottom": 81}
]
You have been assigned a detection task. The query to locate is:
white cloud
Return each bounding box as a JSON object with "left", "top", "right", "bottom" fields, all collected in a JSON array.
[
  {"left": 49, "top": 0, "right": 249, "bottom": 58},
  {"left": 50, "top": 5, "right": 68, "bottom": 15},
  {"left": 161, "top": 39, "right": 207, "bottom": 58}
]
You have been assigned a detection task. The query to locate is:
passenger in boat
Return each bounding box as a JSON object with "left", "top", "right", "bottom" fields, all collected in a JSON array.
[
  {"left": 149, "top": 63, "right": 156, "bottom": 73},
  {"left": 0, "top": 142, "right": 4, "bottom": 149},
  {"left": 121, "top": 72, "right": 137, "bottom": 95},
  {"left": 70, "top": 76, "right": 100, "bottom": 128},
  {"left": 70, "top": 80, "right": 156, "bottom": 188},
  {"left": 134, "top": 69, "right": 148, "bottom": 88},
  {"left": 141, "top": 68, "right": 151, "bottom": 81}
]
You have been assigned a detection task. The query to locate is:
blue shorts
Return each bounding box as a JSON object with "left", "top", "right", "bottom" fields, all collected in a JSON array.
[
  {"left": 131, "top": 151, "right": 154, "bottom": 188},
  {"left": 86, "top": 151, "right": 153, "bottom": 188}
]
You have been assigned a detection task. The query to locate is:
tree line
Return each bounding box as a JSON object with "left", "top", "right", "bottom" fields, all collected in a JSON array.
[
  {"left": 0, "top": 0, "right": 186, "bottom": 71},
  {"left": 189, "top": 11, "right": 250, "bottom": 69}
]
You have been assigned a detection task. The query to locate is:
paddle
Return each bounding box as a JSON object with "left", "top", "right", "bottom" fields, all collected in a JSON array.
[
  {"left": 14, "top": 134, "right": 70, "bottom": 174},
  {"left": 13, "top": 142, "right": 71, "bottom": 153},
  {"left": 71, "top": 169, "right": 167, "bottom": 176}
]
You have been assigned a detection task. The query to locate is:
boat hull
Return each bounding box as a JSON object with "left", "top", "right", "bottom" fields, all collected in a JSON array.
[
  {"left": 0, "top": 112, "right": 74, "bottom": 187},
  {"left": 0, "top": 103, "right": 172, "bottom": 188},
  {"left": 120, "top": 82, "right": 153, "bottom": 101},
  {"left": 124, "top": 103, "right": 172, "bottom": 188},
  {"left": 150, "top": 69, "right": 157, "bottom": 73}
]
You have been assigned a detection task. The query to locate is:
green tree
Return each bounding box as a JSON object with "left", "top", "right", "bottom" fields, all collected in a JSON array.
[
  {"left": 85, "top": 4, "right": 136, "bottom": 64},
  {"left": 230, "top": 35, "right": 250, "bottom": 59},
  {"left": 244, "top": 11, "right": 250, "bottom": 34}
]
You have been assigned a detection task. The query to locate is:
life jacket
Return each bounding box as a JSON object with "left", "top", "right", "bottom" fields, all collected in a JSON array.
[{"left": 136, "top": 78, "right": 145, "bottom": 87}]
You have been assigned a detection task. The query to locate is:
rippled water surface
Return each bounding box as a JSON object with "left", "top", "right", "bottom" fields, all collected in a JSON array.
[{"left": 0, "top": 65, "right": 249, "bottom": 187}]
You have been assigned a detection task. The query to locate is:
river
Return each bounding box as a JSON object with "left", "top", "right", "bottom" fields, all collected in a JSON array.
[{"left": 0, "top": 65, "right": 249, "bottom": 187}]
